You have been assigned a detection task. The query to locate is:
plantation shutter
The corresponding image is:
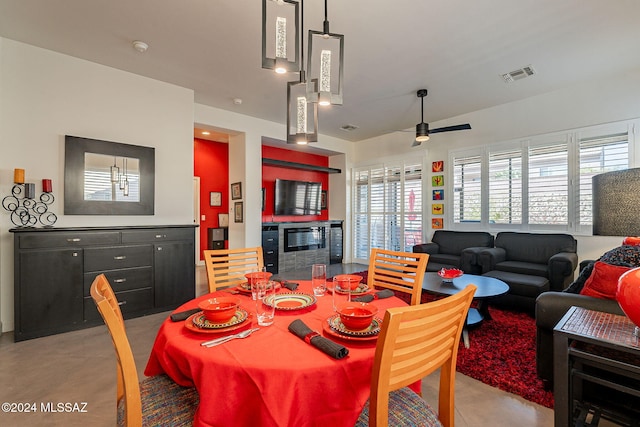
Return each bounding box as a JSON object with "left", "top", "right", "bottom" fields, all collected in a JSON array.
[
  {"left": 488, "top": 150, "right": 522, "bottom": 224},
  {"left": 453, "top": 154, "right": 482, "bottom": 223},
  {"left": 528, "top": 143, "right": 569, "bottom": 225}
]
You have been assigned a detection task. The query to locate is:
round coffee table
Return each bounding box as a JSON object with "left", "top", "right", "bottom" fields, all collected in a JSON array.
[{"left": 422, "top": 272, "right": 509, "bottom": 348}]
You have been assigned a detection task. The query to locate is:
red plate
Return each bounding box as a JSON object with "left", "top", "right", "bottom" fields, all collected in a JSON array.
[
  {"left": 322, "top": 317, "right": 379, "bottom": 342},
  {"left": 184, "top": 312, "right": 252, "bottom": 334}
]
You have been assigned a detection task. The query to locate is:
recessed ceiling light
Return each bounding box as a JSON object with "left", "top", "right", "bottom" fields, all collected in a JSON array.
[{"left": 132, "top": 40, "right": 149, "bottom": 53}]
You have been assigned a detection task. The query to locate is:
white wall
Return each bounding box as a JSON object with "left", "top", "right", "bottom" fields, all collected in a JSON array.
[
  {"left": 0, "top": 39, "right": 195, "bottom": 331},
  {"left": 352, "top": 70, "right": 640, "bottom": 265}
]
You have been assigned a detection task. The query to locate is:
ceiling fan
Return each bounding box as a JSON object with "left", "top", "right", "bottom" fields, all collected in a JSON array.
[{"left": 411, "top": 89, "right": 471, "bottom": 147}]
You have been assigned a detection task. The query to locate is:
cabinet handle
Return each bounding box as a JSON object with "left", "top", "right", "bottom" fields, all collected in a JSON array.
[
  {"left": 155, "top": 234, "right": 167, "bottom": 239},
  {"left": 157, "top": 247, "right": 163, "bottom": 251},
  {"left": 72, "top": 252, "right": 79, "bottom": 257},
  {"left": 113, "top": 278, "right": 127, "bottom": 283},
  {"left": 113, "top": 255, "right": 127, "bottom": 260},
  {"left": 267, "top": 238, "right": 274, "bottom": 242},
  {"left": 67, "top": 238, "right": 81, "bottom": 242},
  {"left": 118, "top": 301, "right": 127, "bottom": 306}
]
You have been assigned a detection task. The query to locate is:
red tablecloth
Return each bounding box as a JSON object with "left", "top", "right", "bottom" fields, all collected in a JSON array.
[{"left": 144, "top": 281, "right": 413, "bottom": 427}]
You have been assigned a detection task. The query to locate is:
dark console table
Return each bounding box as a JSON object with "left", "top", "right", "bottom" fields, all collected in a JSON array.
[
  {"left": 10, "top": 225, "right": 196, "bottom": 341},
  {"left": 554, "top": 306, "right": 640, "bottom": 426}
]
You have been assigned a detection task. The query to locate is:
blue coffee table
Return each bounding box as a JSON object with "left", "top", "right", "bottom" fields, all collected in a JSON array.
[{"left": 422, "top": 272, "right": 509, "bottom": 348}]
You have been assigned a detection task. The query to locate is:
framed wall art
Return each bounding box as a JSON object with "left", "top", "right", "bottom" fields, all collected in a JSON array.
[
  {"left": 218, "top": 213, "right": 229, "bottom": 227},
  {"left": 210, "top": 191, "right": 222, "bottom": 207},
  {"left": 231, "top": 182, "right": 242, "bottom": 200},
  {"left": 234, "top": 201, "right": 243, "bottom": 223}
]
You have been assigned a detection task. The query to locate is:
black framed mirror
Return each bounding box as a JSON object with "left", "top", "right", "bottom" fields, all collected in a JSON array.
[{"left": 64, "top": 135, "right": 155, "bottom": 215}]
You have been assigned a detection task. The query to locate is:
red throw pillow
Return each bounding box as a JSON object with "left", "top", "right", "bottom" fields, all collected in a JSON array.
[{"left": 580, "top": 261, "right": 631, "bottom": 300}]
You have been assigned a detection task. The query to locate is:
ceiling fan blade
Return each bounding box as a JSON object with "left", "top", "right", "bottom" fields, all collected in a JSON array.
[{"left": 430, "top": 123, "right": 471, "bottom": 134}]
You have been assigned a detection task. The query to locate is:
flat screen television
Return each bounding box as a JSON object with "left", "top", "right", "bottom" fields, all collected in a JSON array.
[{"left": 274, "top": 179, "right": 322, "bottom": 215}]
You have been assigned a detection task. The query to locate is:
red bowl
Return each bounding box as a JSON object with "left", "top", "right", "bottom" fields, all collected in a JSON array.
[
  {"left": 438, "top": 268, "right": 463, "bottom": 280},
  {"left": 198, "top": 296, "right": 240, "bottom": 323},
  {"left": 334, "top": 274, "right": 363, "bottom": 290},
  {"left": 244, "top": 271, "right": 273, "bottom": 283},
  {"left": 337, "top": 302, "right": 379, "bottom": 330}
]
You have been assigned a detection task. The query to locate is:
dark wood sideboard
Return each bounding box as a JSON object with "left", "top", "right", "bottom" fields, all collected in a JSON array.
[{"left": 10, "top": 225, "right": 196, "bottom": 341}]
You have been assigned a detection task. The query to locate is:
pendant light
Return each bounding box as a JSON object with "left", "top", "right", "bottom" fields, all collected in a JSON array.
[
  {"left": 306, "top": 0, "right": 344, "bottom": 106},
  {"left": 262, "top": 0, "right": 300, "bottom": 74},
  {"left": 415, "top": 89, "right": 430, "bottom": 142},
  {"left": 110, "top": 157, "right": 119, "bottom": 182},
  {"left": 286, "top": 0, "right": 318, "bottom": 144}
]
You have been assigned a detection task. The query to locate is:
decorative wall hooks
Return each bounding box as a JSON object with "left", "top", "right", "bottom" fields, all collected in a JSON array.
[{"left": 2, "top": 169, "right": 57, "bottom": 227}]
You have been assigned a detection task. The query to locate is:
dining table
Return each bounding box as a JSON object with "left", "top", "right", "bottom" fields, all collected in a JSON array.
[{"left": 144, "top": 279, "right": 417, "bottom": 427}]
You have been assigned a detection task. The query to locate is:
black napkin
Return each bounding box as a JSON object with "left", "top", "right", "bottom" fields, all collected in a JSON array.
[
  {"left": 281, "top": 281, "right": 299, "bottom": 291},
  {"left": 352, "top": 289, "right": 395, "bottom": 303},
  {"left": 288, "top": 319, "right": 349, "bottom": 360},
  {"left": 170, "top": 308, "right": 200, "bottom": 322}
]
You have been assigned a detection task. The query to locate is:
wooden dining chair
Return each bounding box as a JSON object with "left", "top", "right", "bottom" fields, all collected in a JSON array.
[
  {"left": 203, "top": 246, "right": 265, "bottom": 292},
  {"left": 367, "top": 248, "right": 429, "bottom": 305},
  {"left": 355, "top": 284, "right": 477, "bottom": 427},
  {"left": 90, "top": 274, "right": 199, "bottom": 426}
]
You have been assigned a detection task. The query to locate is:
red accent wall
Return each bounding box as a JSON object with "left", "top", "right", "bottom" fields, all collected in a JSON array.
[
  {"left": 261, "top": 146, "right": 329, "bottom": 223},
  {"left": 194, "top": 138, "right": 229, "bottom": 260},
  {"left": 193, "top": 142, "right": 329, "bottom": 260}
]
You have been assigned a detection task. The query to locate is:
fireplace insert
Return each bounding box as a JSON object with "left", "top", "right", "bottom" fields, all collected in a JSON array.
[{"left": 284, "top": 226, "right": 326, "bottom": 252}]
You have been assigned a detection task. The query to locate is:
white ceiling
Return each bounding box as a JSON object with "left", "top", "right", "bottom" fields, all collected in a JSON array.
[{"left": 1, "top": 0, "right": 639, "bottom": 143}]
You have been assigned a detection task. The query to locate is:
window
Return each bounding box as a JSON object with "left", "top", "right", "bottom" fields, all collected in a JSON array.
[
  {"left": 453, "top": 155, "right": 481, "bottom": 223},
  {"left": 451, "top": 120, "right": 634, "bottom": 232},
  {"left": 353, "top": 161, "right": 423, "bottom": 261}
]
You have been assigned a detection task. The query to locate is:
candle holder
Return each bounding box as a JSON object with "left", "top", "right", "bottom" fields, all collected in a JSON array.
[{"left": 2, "top": 184, "right": 57, "bottom": 227}]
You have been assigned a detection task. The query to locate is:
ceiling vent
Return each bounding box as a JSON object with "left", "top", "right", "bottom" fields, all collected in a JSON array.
[
  {"left": 501, "top": 65, "right": 536, "bottom": 83},
  {"left": 340, "top": 124, "right": 359, "bottom": 132}
]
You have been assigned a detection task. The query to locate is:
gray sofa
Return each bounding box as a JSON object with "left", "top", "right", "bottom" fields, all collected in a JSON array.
[
  {"left": 535, "top": 245, "right": 640, "bottom": 385},
  {"left": 412, "top": 230, "right": 494, "bottom": 274},
  {"left": 478, "top": 232, "right": 578, "bottom": 312}
]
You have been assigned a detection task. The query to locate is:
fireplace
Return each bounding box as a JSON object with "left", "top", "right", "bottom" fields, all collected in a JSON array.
[{"left": 284, "top": 226, "right": 326, "bottom": 252}]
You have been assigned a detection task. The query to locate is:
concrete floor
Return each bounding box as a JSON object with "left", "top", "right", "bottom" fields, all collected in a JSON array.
[{"left": 0, "top": 263, "right": 555, "bottom": 427}]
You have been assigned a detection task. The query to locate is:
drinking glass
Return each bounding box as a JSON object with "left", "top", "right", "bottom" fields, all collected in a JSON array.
[
  {"left": 250, "top": 267, "right": 268, "bottom": 301},
  {"left": 332, "top": 277, "right": 351, "bottom": 312},
  {"left": 311, "top": 264, "right": 327, "bottom": 297},
  {"left": 256, "top": 279, "right": 276, "bottom": 326}
]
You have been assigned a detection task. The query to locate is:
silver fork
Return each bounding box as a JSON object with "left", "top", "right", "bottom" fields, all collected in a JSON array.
[{"left": 201, "top": 328, "right": 260, "bottom": 347}]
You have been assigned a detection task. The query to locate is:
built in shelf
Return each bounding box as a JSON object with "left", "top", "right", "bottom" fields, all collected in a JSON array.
[{"left": 262, "top": 158, "right": 341, "bottom": 174}]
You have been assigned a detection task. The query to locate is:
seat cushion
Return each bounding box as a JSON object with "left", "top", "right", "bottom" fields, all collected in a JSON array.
[
  {"left": 117, "top": 374, "right": 199, "bottom": 427},
  {"left": 355, "top": 387, "right": 443, "bottom": 427},
  {"left": 483, "top": 270, "right": 549, "bottom": 298},
  {"left": 494, "top": 261, "right": 548, "bottom": 277}
]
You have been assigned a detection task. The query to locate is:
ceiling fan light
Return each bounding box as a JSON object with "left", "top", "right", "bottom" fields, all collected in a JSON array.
[{"left": 416, "top": 122, "right": 430, "bottom": 142}]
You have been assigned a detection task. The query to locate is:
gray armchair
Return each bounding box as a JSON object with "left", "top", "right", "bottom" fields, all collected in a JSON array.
[{"left": 478, "top": 232, "right": 578, "bottom": 312}]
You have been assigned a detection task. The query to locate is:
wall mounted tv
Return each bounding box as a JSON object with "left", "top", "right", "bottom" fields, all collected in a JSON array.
[{"left": 274, "top": 179, "right": 322, "bottom": 215}]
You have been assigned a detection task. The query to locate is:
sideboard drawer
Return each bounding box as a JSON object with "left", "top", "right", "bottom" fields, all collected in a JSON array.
[
  {"left": 19, "top": 231, "right": 120, "bottom": 249},
  {"left": 83, "top": 267, "right": 153, "bottom": 296},
  {"left": 84, "top": 287, "right": 153, "bottom": 322},
  {"left": 121, "top": 228, "right": 193, "bottom": 243},
  {"left": 84, "top": 245, "right": 152, "bottom": 271}
]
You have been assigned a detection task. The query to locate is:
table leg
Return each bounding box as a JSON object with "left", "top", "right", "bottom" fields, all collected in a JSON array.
[{"left": 554, "top": 331, "right": 570, "bottom": 427}]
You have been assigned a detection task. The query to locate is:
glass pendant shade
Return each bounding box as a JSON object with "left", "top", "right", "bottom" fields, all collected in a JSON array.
[
  {"left": 307, "top": 29, "right": 344, "bottom": 105},
  {"left": 287, "top": 78, "right": 318, "bottom": 144},
  {"left": 262, "top": 0, "right": 300, "bottom": 74}
]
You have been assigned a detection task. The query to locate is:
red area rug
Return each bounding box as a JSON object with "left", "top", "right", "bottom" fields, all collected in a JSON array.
[{"left": 347, "top": 271, "right": 554, "bottom": 408}]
